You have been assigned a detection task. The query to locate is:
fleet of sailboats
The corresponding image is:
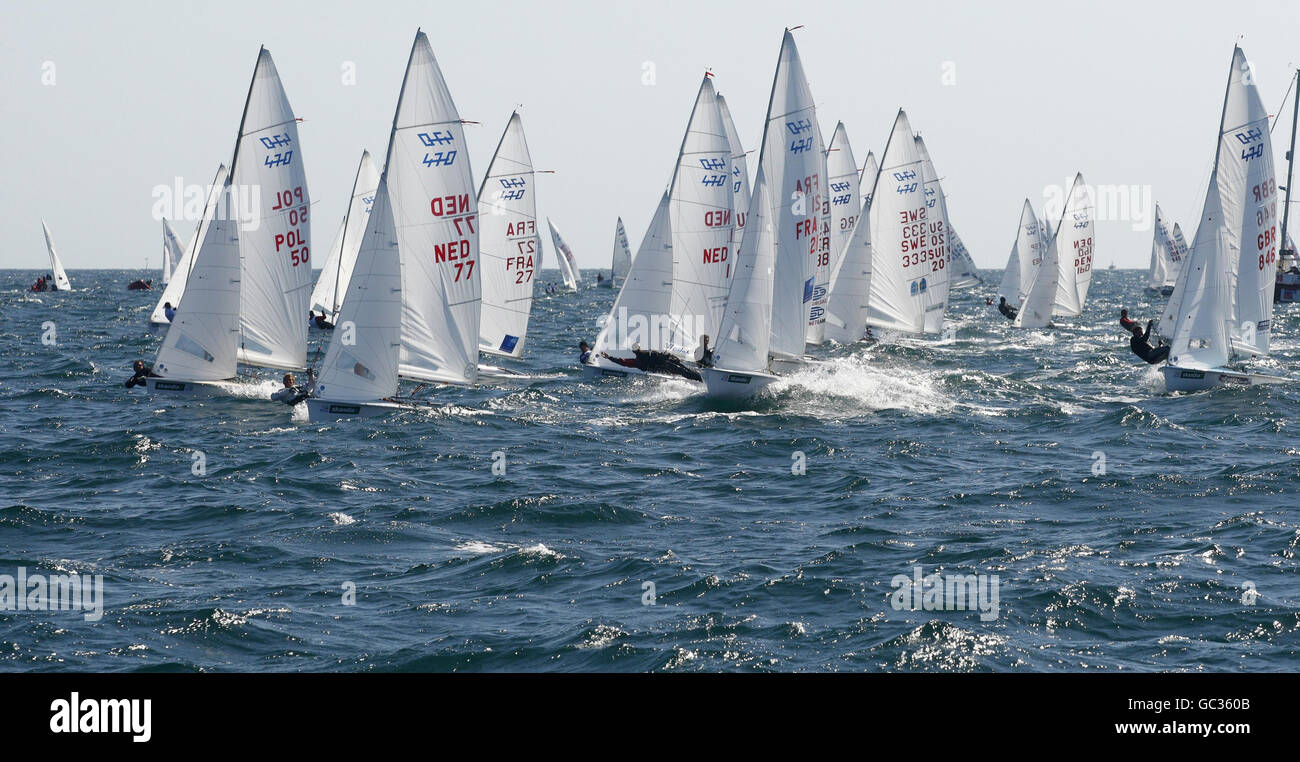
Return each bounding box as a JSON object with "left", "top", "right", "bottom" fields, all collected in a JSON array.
[{"left": 89, "top": 29, "right": 1295, "bottom": 409}]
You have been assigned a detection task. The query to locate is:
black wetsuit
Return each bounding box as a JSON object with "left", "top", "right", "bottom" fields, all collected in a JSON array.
[
  {"left": 607, "top": 351, "right": 703, "bottom": 381},
  {"left": 313, "top": 315, "right": 334, "bottom": 330},
  {"left": 699, "top": 347, "right": 714, "bottom": 368},
  {"left": 1130, "top": 322, "right": 1170, "bottom": 365},
  {"left": 998, "top": 301, "right": 1018, "bottom": 321},
  {"left": 124, "top": 366, "right": 158, "bottom": 389}
]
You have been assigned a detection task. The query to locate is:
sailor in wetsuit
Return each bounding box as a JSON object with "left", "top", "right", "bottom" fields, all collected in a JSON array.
[
  {"left": 997, "top": 296, "right": 1018, "bottom": 321},
  {"left": 311, "top": 311, "right": 335, "bottom": 330},
  {"left": 1119, "top": 308, "right": 1140, "bottom": 333},
  {"left": 1129, "top": 320, "right": 1170, "bottom": 365},
  {"left": 697, "top": 335, "right": 714, "bottom": 368},
  {"left": 124, "top": 360, "right": 159, "bottom": 389},
  {"left": 270, "top": 370, "right": 315, "bottom": 405},
  {"left": 599, "top": 347, "right": 702, "bottom": 381},
  {"left": 163, "top": 302, "right": 176, "bottom": 322},
  {"left": 578, "top": 341, "right": 592, "bottom": 365}
]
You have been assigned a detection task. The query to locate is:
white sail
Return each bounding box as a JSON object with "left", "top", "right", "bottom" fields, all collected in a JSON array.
[
  {"left": 1147, "top": 203, "right": 1177, "bottom": 290},
  {"left": 593, "top": 192, "right": 673, "bottom": 354},
  {"left": 866, "top": 112, "right": 947, "bottom": 334},
  {"left": 1050, "top": 174, "right": 1095, "bottom": 317},
  {"left": 717, "top": 92, "right": 750, "bottom": 256},
  {"left": 948, "top": 226, "right": 982, "bottom": 289},
  {"left": 313, "top": 177, "right": 403, "bottom": 402},
  {"left": 860, "top": 151, "right": 879, "bottom": 208},
  {"left": 667, "top": 74, "right": 733, "bottom": 357},
  {"left": 826, "top": 122, "right": 860, "bottom": 283},
  {"left": 761, "top": 30, "right": 822, "bottom": 360},
  {"left": 1171, "top": 222, "right": 1191, "bottom": 270},
  {"left": 999, "top": 200, "right": 1043, "bottom": 306},
  {"left": 548, "top": 218, "right": 580, "bottom": 291},
  {"left": 824, "top": 170, "right": 873, "bottom": 345},
  {"left": 152, "top": 186, "right": 241, "bottom": 381},
  {"left": 233, "top": 48, "right": 311, "bottom": 371},
  {"left": 40, "top": 221, "right": 71, "bottom": 291},
  {"left": 1015, "top": 204, "right": 1063, "bottom": 329},
  {"left": 161, "top": 218, "right": 186, "bottom": 285},
  {"left": 1222, "top": 47, "right": 1277, "bottom": 357},
  {"left": 478, "top": 111, "right": 540, "bottom": 358},
  {"left": 392, "top": 31, "right": 481, "bottom": 386},
  {"left": 310, "top": 150, "right": 381, "bottom": 321},
  {"left": 913, "top": 135, "right": 953, "bottom": 323},
  {"left": 610, "top": 217, "right": 632, "bottom": 285},
  {"left": 1165, "top": 183, "right": 1233, "bottom": 369},
  {"left": 152, "top": 165, "right": 228, "bottom": 324},
  {"left": 805, "top": 120, "right": 832, "bottom": 345},
  {"left": 713, "top": 168, "right": 776, "bottom": 372}
]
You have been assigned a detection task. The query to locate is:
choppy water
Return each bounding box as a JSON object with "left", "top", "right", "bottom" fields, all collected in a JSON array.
[{"left": 1, "top": 268, "right": 1298, "bottom": 672}]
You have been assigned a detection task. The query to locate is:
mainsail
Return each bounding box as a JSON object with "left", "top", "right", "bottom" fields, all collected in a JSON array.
[
  {"left": 478, "top": 111, "right": 540, "bottom": 358},
  {"left": 310, "top": 150, "right": 381, "bottom": 321},
  {"left": 667, "top": 74, "right": 733, "bottom": 357},
  {"left": 1050, "top": 174, "right": 1095, "bottom": 317},
  {"left": 826, "top": 122, "right": 860, "bottom": 284},
  {"left": 713, "top": 168, "right": 776, "bottom": 372},
  {"left": 610, "top": 217, "right": 632, "bottom": 285},
  {"left": 392, "top": 32, "right": 481, "bottom": 386},
  {"left": 717, "top": 93, "right": 750, "bottom": 255},
  {"left": 866, "top": 111, "right": 947, "bottom": 334},
  {"left": 234, "top": 48, "right": 312, "bottom": 372},
  {"left": 998, "top": 199, "right": 1044, "bottom": 307},
  {"left": 1146, "top": 202, "right": 1182, "bottom": 290},
  {"left": 161, "top": 218, "right": 186, "bottom": 285}
]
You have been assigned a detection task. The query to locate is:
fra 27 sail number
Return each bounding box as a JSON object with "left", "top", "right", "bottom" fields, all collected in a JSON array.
[{"left": 272, "top": 186, "right": 309, "bottom": 266}]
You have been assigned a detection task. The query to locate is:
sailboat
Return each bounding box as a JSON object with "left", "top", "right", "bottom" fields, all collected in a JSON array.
[
  {"left": 477, "top": 111, "right": 541, "bottom": 363},
  {"left": 1144, "top": 202, "right": 1182, "bottom": 296},
  {"left": 582, "top": 192, "right": 673, "bottom": 380},
  {"left": 703, "top": 30, "right": 820, "bottom": 398},
  {"left": 996, "top": 200, "right": 1045, "bottom": 318},
  {"left": 309, "top": 30, "right": 480, "bottom": 416},
  {"left": 150, "top": 165, "right": 228, "bottom": 325},
  {"left": 1015, "top": 174, "right": 1092, "bottom": 329},
  {"left": 548, "top": 219, "right": 580, "bottom": 291},
  {"left": 146, "top": 46, "right": 310, "bottom": 394},
  {"left": 1160, "top": 46, "right": 1287, "bottom": 391},
  {"left": 604, "top": 217, "right": 631, "bottom": 288},
  {"left": 40, "top": 221, "right": 72, "bottom": 291},
  {"left": 309, "top": 150, "right": 381, "bottom": 323},
  {"left": 865, "top": 111, "right": 949, "bottom": 338},
  {"left": 666, "top": 74, "right": 734, "bottom": 359},
  {"left": 912, "top": 136, "right": 980, "bottom": 293},
  {"left": 826, "top": 122, "right": 860, "bottom": 289},
  {"left": 161, "top": 219, "right": 186, "bottom": 286}
]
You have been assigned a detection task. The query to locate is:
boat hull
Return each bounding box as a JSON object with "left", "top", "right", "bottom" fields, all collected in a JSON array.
[
  {"left": 702, "top": 367, "right": 779, "bottom": 400},
  {"left": 580, "top": 360, "right": 701, "bottom": 383},
  {"left": 1162, "top": 365, "right": 1289, "bottom": 392},
  {"left": 143, "top": 377, "right": 230, "bottom": 397},
  {"left": 305, "top": 398, "right": 408, "bottom": 421}
]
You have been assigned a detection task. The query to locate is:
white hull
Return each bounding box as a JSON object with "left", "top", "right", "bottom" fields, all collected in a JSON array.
[
  {"left": 142, "top": 377, "right": 231, "bottom": 397},
  {"left": 306, "top": 398, "right": 409, "bottom": 420},
  {"left": 581, "top": 361, "right": 646, "bottom": 381},
  {"left": 1162, "top": 365, "right": 1289, "bottom": 392},
  {"left": 702, "top": 367, "right": 779, "bottom": 400},
  {"left": 477, "top": 362, "right": 530, "bottom": 381}
]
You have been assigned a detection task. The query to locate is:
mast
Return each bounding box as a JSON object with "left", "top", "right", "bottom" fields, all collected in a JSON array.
[
  {"left": 1280, "top": 69, "right": 1299, "bottom": 263},
  {"left": 331, "top": 152, "right": 368, "bottom": 315}
]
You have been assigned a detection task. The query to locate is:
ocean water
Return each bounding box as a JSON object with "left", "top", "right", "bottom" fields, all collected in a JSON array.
[{"left": 1, "top": 268, "right": 1297, "bottom": 672}]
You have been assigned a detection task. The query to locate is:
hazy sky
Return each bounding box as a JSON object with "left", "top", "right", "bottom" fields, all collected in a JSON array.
[{"left": 3, "top": 0, "right": 1298, "bottom": 272}]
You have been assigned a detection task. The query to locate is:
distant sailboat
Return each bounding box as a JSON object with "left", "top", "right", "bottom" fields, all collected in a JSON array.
[
  {"left": 1016, "top": 174, "right": 1092, "bottom": 329},
  {"left": 548, "top": 219, "right": 580, "bottom": 291},
  {"left": 606, "top": 217, "right": 631, "bottom": 288},
  {"left": 151, "top": 165, "right": 228, "bottom": 325},
  {"left": 704, "top": 30, "right": 820, "bottom": 398},
  {"left": 309, "top": 150, "right": 381, "bottom": 323},
  {"left": 997, "top": 200, "right": 1045, "bottom": 317},
  {"left": 147, "top": 46, "right": 310, "bottom": 393},
  {"left": 477, "top": 111, "right": 541, "bottom": 361},
  {"left": 40, "top": 221, "right": 72, "bottom": 291},
  {"left": 1159, "top": 46, "right": 1287, "bottom": 391},
  {"left": 1144, "top": 202, "right": 1182, "bottom": 296}
]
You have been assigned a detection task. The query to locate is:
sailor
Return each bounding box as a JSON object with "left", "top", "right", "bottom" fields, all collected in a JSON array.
[
  {"left": 48, "top": 274, "right": 58, "bottom": 292},
  {"left": 600, "top": 347, "right": 702, "bottom": 382},
  {"left": 270, "top": 371, "right": 314, "bottom": 405},
  {"left": 311, "top": 311, "right": 334, "bottom": 330},
  {"left": 1119, "top": 308, "right": 1140, "bottom": 333},
  {"left": 578, "top": 340, "right": 592, "bottom": 365},
  {"left": 123, "top": 360, "right": 158, "bottom": 389},
  {"left": 997, "top": 296, "right": 1018, "bottom": 321},
  {"left": 1129, "top": 320, "right": 1170, "bottom": 365},
  {"left": 31, "top": 276, "right": 47, "bottom": 292},
  {"left": 163, "top": 302, "right": 176, "bottom": 322},
  {"left": 697, "top": 335, "right": 714, "bottom": 368}
]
